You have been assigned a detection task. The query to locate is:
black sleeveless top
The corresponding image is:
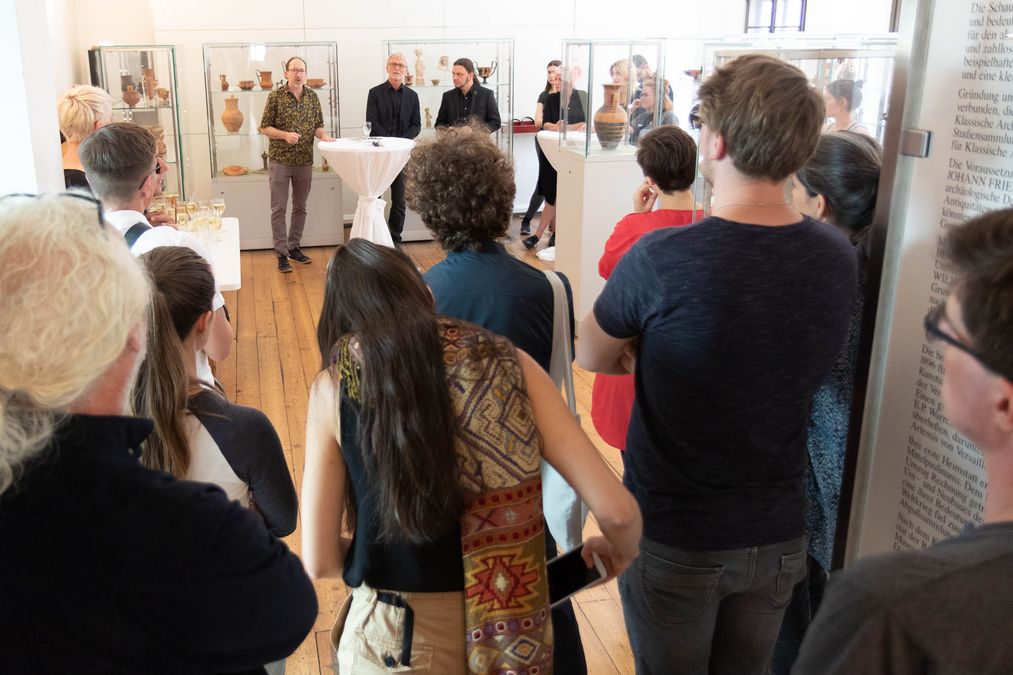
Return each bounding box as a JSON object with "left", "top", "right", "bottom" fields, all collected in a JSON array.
[{"left": 339, "top": 389, "right": 464, "bottom": 592}]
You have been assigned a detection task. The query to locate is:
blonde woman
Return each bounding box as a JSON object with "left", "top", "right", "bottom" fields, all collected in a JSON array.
[
  {"left": 628, "top": 76, "right": 678, "bottom": 144},
  {"left": 610, "top": 58, "right": 634, "bottom": 107},
  {"left": 57, "top": 85, "right": 113, "bottom": 190}
]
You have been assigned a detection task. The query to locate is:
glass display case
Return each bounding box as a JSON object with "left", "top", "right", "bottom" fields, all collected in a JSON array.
[
  {"left": 203, "top": 42, "right": 339, "bottom": 179},
  {"left": 89, "top": 45, "right": 187, "bottom": 198},
  {"left": 704, "top": 34, "right": 897, "bottom": 141},
  {"left": 559, "top": 39, "right": 667, "bottom": 157},
  {"left": 384, "top": 39, "right": 514, "bottom": 160}
]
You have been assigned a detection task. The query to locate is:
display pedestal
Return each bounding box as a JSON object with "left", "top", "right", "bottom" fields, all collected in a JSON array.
[
  {"left": 213, "top": 173, "right": 344, "bottom": 250},
  {"left": 553, "top": 146, "right": 642, "bottom": 319}
]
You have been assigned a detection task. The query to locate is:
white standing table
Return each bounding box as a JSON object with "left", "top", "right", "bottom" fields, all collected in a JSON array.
[{"left": 319, "top": 138, "right": 415, "bottom": 247}]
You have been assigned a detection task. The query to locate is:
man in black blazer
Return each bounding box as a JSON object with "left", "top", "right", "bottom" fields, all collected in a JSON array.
[
  {"left": 435, "top": 57, "right": 501, "bottom": 133},
  {"left": 366, "top": 52, "right": 421, "bottom": 245}
]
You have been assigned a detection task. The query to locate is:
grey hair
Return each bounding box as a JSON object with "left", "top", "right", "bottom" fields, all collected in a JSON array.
[{"left": 0, "top": 194, "right": 150, "bottom": 495}]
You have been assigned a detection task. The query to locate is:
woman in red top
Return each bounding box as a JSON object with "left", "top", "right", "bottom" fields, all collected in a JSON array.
[{"left": 592, "top": 125, "right": 703, "bottom": 450}]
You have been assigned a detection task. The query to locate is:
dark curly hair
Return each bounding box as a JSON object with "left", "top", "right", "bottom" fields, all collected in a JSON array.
[{"left": 405, "top": 123, "right": 516, "bottom": 252}]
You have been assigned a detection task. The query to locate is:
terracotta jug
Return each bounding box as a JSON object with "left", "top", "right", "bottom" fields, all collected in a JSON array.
[
  {"left": 221, "top": 96, "right": 244, "bottom": 133},
  {"left": 142, "top": 67, "right": 156, "bottom": 100},
  {"left": 219, "top": 74, "right": 229, "bottom": 91},
  {"left": 122, "top": 85, "right": 141, "bottom": 108},
  {"left": 593, "top": 83, "right": 628, "bottom": 150},
  {"left": 256, "top": 70, "right": 273, "bottom": 90}
]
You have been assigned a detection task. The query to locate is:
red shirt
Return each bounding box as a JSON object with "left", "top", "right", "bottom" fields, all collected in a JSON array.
[{"left": 591, "top": 208, "right": 702, "bottom": 450}]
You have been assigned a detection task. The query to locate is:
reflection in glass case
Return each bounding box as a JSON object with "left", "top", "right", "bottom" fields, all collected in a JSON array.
[
  {"left": 384, "top": 39, "right": 513, "bottom": 160},
  {"left": 89, "top": 45, "right": 187, "bottom": 199},
  {"left": 704, "top": 34, "right": 897, "bottom": 141},
  {"left": 560, "top": 39, "right": 667, "bottom": 157},
  {"left": 203, "top": 42, "right": 339, "bottom": 179}
]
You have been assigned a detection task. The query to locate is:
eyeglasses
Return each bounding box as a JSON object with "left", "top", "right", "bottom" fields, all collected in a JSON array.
[
  {"left": 287, "top": 68, "right": 307, "bottom": 74},
  {"left": 388, "top": 62, "right": 407, "bottom": 70},
  {"left": 923, "top": 303, "right": 993, "bottom": 368},
  {"left": 1, "top": 191, "right": 105, "bottom": 230},
  {"left": 139, "top": 160, "right": 162, "bottom": 190}
]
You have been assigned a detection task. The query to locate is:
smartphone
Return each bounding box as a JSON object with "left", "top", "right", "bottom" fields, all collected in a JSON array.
[{"left": 547, "top": 545, "right": 607, "bottom": 608}]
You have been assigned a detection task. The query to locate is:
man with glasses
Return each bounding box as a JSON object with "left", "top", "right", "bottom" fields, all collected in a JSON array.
[
  {"left": 795, "top": 208, "right": 1013, "bottom": 673},
  {"left": 366, "top": 53, "right": 421, "bottom": 245},
  {"left": 260, "top": 56, "right": 336, "bottom": 273},
  {"left": 78, "top": 122, "right": 164, "bottom": 247},
  {"left": 80, "top": 122, "right": 233, "bottom": 388}
]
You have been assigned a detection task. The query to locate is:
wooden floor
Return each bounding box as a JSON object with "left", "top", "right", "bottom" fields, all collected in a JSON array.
[{"left": 215, "top": 220, "right": 633, "bottom": 674}]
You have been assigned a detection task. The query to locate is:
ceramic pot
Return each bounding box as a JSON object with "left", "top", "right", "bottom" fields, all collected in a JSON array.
[
  {"left": 221, "top": 96, "right": 244, "bottom": 133},
  {"left": 593, "top": 83, "right": 628, "bottom": 150},
  {"left": 238, "top": 80, "right": 255, "bottom": 91},
  {"left": 220, "top": 74, "right": 229, "bottom": 91},
  {"left": 257, "top": 70, "right": 273, "bottom": 90},
  {"left": 156, "top": 88, "right": 170, "bottom": 103},
  {"left": 122, "top": 85, "right": 141, "bottom": 108},
  {"left": 142, "top": 68, "right": 156, "bottom": 100}
]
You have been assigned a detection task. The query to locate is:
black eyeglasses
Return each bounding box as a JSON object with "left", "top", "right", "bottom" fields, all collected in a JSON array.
[
  {"left": 923, "top": 303, "right": 992, "bottom": 367},
  {"left": 139, "top": 160, "right": 162, "bottom": 190},
  {"left": 1, "top": 191, "right": 105, "bottom": 229}
]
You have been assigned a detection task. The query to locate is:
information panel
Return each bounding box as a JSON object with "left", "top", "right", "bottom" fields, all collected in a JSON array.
[{"left": 847, "top": 0, "right": 1013, "bottom": 559}]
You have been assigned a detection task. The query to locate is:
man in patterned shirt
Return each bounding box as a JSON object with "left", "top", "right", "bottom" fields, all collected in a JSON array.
[{"left": 259, "top": 56, "right": 335, "bottom": 273}]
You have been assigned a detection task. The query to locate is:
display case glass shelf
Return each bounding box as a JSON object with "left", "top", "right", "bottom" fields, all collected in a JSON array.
[
  {"left": 384, "top": 39, "right": 514, "bottom": 160},
  {"left": 88, "top": 44, "right": 187, "bottom": 198},
  {"left": 203, "top": 42, "right": 340, "bottom": 179}
]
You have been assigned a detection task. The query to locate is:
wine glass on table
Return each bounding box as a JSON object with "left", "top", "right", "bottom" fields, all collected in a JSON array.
[
  {"left": 362, "top": 121, "right": 372, "bottom": 140},
  {"left": 211, "top": 198, "right": 226, "bottom": 240}
]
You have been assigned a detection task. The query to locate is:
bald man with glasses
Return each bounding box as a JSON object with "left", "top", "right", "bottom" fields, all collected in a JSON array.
[{"left": 365, "top": 53, "right": 421, "bottom": 245}]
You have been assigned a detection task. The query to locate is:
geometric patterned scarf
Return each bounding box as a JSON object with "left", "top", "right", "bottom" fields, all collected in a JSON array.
[
  {"left": 440, "top": 321, "right": 553, "bottom": 674},
  {"left": 337, "top": 320, "right": 553, "bottom": 673}
]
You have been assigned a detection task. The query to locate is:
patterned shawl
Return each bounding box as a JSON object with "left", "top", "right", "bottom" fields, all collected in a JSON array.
[
  {"left": 338, "top": 320, "right": 553, "bottom": 673},
  {"left": 442, "top": 321, "right": 553, "bottom": 674}
]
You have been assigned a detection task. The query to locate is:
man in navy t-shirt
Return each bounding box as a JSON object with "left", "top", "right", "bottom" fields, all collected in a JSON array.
[{"left": 577, "top": 54, "right": 857, "bottom": 674}]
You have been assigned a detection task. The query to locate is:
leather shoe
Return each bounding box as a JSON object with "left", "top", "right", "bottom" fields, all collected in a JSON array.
[{"left": 522, "top": 235, "right": 539, "bottom": 250}]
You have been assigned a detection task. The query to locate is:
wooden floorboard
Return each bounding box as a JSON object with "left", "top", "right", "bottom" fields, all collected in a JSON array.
[{"left": 217, "top": 217, "right": 632, "bottom": 674}]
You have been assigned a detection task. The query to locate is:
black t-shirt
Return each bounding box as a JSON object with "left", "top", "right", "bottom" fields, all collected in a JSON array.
[
  {"left": 64, "top": 168, "right": 90, "bottom": 191},
  {"left": 543, "top": 90, "right": 587, "bottom": 126},
  {"left": 593, "top": 216, "right": 857, "bottom": 550}
]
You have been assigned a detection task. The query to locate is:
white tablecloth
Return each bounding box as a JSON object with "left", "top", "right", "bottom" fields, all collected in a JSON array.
[
  {"left": 319, "top": 138, "right": 415, "bottom": 247},
  {"left": 206, "top": 217, "right": 241, "bottom": 291}
]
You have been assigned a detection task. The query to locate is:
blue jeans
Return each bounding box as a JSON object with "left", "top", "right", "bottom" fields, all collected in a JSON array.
[{"left": 619, "top": 535, "right": 806, "bottom": 675}]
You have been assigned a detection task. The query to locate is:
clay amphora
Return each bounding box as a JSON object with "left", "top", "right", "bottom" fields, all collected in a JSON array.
[
  {"left": 593, "top": 83, "right": 628, "bottom": 150},
  {"left": 221, "top": 96, "right": 244, "bottom": 132}
]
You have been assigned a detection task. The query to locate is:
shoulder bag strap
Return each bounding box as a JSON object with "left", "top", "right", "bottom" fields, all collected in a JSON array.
[{"left": 543, "top": 270, "right": 577, "bottom": 418}]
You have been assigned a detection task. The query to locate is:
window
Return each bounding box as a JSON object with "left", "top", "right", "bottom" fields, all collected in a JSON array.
[{"left": 745, "top": 0, "right": 807, "bottom": 33}]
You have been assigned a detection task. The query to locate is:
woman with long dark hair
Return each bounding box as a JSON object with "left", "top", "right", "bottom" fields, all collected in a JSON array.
[
  {"left": 773, "top": 131, "right": 882, "bottom": 672},
  {"left": 301, "top": 239, "right": 641, "bottom": 674},
  {"left": 133, "top": 246, "right": 297, "bottom": 538}
]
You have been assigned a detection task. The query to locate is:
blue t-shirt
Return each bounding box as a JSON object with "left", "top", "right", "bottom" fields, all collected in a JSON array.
[{"left": 593, "top": 216, "right": 857, "bottom": 550}]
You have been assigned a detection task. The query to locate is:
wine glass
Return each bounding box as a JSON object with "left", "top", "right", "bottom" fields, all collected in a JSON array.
[
  {"left": 185, "top": 201, "right": 197, "bottom": 218},
  {"left": 362, "top": 121, "right": 372, "bottom": 139},
  {"left": 176, "top": 211, "right": 189, "bottom": 228},
  {"left": 212, "top": 198, "right": 226, "bottom": 219}
]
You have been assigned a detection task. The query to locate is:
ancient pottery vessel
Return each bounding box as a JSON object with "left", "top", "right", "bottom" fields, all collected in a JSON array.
[
  {"left": 156, "top": 88, "right": 170, "bottom": 103},
  {"left": 476, "top": 60, "right": 498, "bottom": 83},
  {"left": 238, "top": 80, "right": 255, "bottom": 91},
  {"left": 219, "top": 74, "right": 229, "bottom": 91},
  {"left": 593, "top": 83, "right": 628, "bottom": 150},
  {"left": 256, "top": 70, "right": 273, "bottom": 89},
  {"left": 122, "top": 85, "right": 141, "bottom": 108},
  {"left": 221, "top": 95, "right": 244, "bottom": 132}
]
